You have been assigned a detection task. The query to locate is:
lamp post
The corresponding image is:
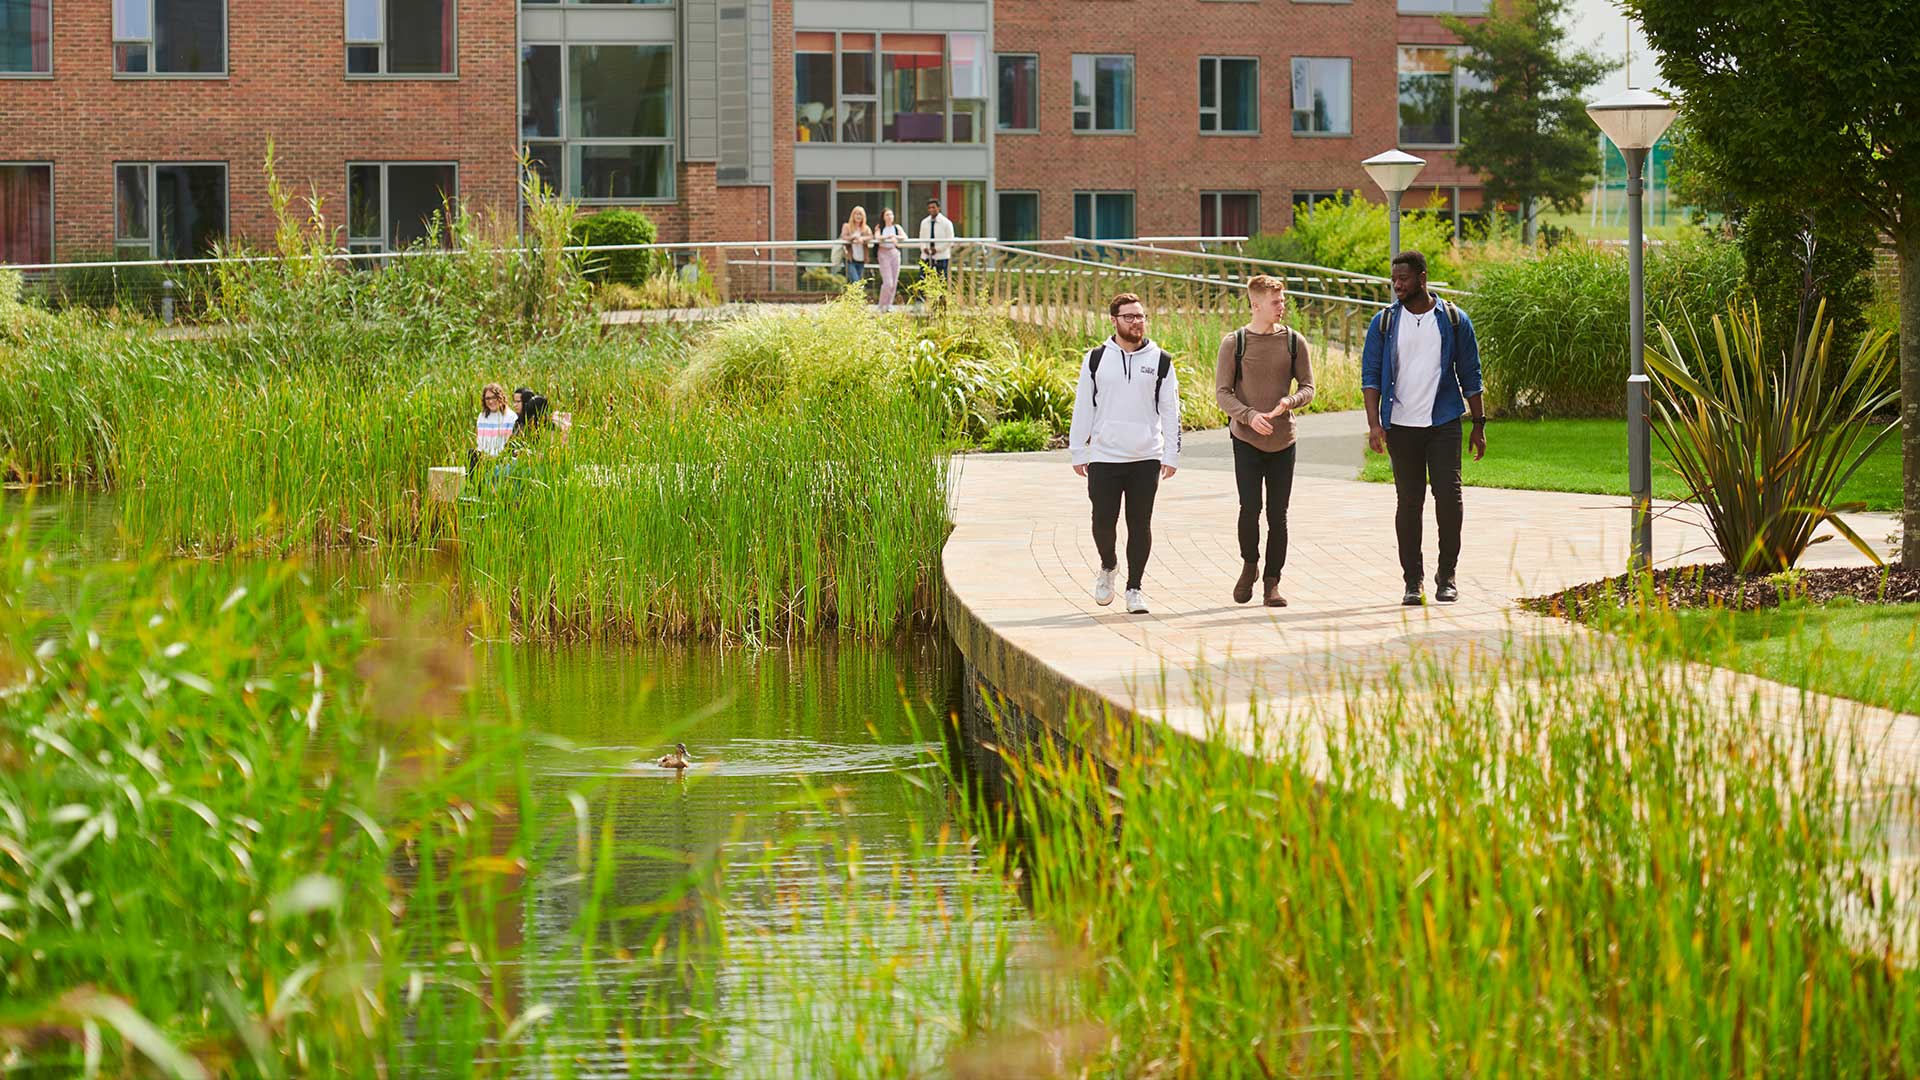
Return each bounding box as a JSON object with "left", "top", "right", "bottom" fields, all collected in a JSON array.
[
  {"left": 1585, "top": 88, "right": 1678, "bottom": 572},
  {"left": 1361, "top": 149, "right": 1427, "bottom": 258}
]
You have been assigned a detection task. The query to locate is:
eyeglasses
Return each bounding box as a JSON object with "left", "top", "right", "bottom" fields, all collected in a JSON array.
[{"left": 1115, "top": 313, "right": 1147, "bottom": 322}]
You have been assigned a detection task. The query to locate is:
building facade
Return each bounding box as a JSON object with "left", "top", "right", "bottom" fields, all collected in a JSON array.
[{"left": 0, "top": 0, "right": 1487, "bottom": 266}]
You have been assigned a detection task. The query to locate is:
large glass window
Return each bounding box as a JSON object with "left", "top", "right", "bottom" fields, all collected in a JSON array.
[
  {"left": 1072, "top": 54, "right": 1134, "bottom": 133},
  {"left": 998, "top": 54, "right": 1037, "bottom": 132},
  {"left": 348, "top": 163, "right": 457, "bottom": 253},
  {"left": 1073, "top": 191, "right": 1134, "bottom": 240},
  {"left": 1200, "top": 191, "right": 1258, "bottom": 237},
  {"left": 0, "top": 164, "right": 52, "bottom": 264},
  {"left": 114, "top": 163, "right": 225, "bottom": 258},
  {"left": 882, "top": 33, "right": 946, "bottom": 144},
  {"left": 1, "top": 0, "right": 50, "bottom": 73},
  {"left": 114, "top": 0, "right": 224, "bottom": 74},
  {"left": 1290, "top": 57, "right": 1351, "bottom": 135},
  {"left": 1399, "top": 45, "right": 1474, "bottom": 145},
  {"left": 520, "top": 43, "right": 675, "bottom": 200},
  {"left": 346, "top": 0, "right": 453, "bottom": 76},
  {"left": 795, "top": 178, "right": 984, "bottom": 282},
  {"left": 997, "top": 191, "right": 1038, "bottom": 243},
  {"left": 840, "top": 33, "right": 876, "bottom": 142},
  {"left": 948, "top": 32, "right": 986, "bottom": 144},
  {"left": 796, "top": 31, "right": 836, "bottom": 141},
  {"left": 1200, "top": 57, "right": 1257, "bottom": 134}
]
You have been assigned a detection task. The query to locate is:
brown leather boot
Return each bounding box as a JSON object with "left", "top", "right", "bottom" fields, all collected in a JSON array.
[
  {"left": 1233, "top": 561, "right": 1259, "bottom": 604},
  {"left": 1263, "top": 578, "right": 1287, "bottom": 607}
]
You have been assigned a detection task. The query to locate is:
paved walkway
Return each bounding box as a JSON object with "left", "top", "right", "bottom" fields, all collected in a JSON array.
[{"left": 942, "top": 411, "right": 1919, "bottom": 788}]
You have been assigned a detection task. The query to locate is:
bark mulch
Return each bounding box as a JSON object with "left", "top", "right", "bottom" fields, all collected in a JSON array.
[{"left": 1521, "top": 564, "right": 1920, "bottom": 621}]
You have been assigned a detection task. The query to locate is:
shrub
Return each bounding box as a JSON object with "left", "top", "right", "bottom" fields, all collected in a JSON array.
[
  {"left": 1648, "top": 299, "right": 1899, "bottom": 573},
  {"left": 0, "top": 268, "right": 52, "bottom": 339},
  {"left": 570, "top": 209, "right": 662, "bottom": 286},
  {"left": 1247, "top": 192, "right": 1460, "bottom": 280},
  {"left": 996, "top": 350, "right": 1074, "bottom": 432},
  {"left": 48, "top": 252, "right": 169, "bottom": 316},
  {"left": 982, "top": 418, "right": 1051, "bottom": 453},
  {"left": 1473, "top": 234, "right": 1744, "bottom": 416},
  {"left": 1738, "top": 203, "right": 1876, "bottom": 381}
]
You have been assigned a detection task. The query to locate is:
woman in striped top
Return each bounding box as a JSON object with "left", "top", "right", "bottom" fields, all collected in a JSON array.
[{"left": 475, "top": 383, "right": 516, "bottom": 460}]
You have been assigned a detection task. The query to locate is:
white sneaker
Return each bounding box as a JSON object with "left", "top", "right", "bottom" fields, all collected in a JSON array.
[
  {"left": 1093, "top": 568, "right": 1116, "bottom": 606},
  {"left": 1125, "top": 588, "right": 1149, "bottom": 614}
]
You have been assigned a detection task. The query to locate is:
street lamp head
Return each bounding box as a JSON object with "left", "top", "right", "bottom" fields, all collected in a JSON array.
[
  {"left": 1585, "top": 88, "right": 1678, "bottom": 151},
  {"left": 1361, "top": 149, "right": 1427, "bottom": 196}
]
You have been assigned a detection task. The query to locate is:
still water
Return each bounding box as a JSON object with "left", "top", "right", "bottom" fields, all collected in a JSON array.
[{"left": 11, "top": 492, "right": 1030, "bottom": 1076}]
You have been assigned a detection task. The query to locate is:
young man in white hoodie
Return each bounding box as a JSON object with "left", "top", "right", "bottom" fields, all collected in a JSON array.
[{"left": 1068, "top": 292, "right": 1181, "bottom": 614}]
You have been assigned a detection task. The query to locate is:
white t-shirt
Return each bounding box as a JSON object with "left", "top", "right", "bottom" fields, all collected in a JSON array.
[
  {"left": 477, "top": 409, "right": 517, "bottom": 456},
  {"left": 1391, "top": 308, "right": 1445, "bottom": 428}
]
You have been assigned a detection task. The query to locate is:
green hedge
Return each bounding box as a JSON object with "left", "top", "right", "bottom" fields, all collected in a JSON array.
[
  {"left": 570, "top": 209, "right": 662, "bottom": 286},
  {"left": 1472, "top": 235, "right": 1744, "bottom": 416}
]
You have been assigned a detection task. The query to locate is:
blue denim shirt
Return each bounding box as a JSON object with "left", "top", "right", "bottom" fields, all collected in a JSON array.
[{"left": 1360, "top": 297, "right": 1484, "bottom": 428}]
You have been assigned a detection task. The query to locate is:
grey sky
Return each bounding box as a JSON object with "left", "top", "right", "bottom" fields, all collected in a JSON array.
[{"left": 1566, "top": 0, "right": 1667, "bottom": 96}]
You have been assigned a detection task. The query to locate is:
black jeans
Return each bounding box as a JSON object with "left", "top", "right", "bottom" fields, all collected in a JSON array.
[
  {"left": 1086, "top": 459, "right": 1161, "bottom": 590},
  {"left": 1231, "top": 435, "right": 1296, "bottom": 580},
  {"left": 1384, "top": 419, "right": 1464, "bottom": 588}
]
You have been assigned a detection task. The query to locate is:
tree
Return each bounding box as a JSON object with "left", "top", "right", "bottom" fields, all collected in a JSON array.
[
  {"left": 1623, "top": 0, "right": 1920, "bottom": 567},
  {"left": 1443, "top": 0, "right": 1614, "bottom": 246}
]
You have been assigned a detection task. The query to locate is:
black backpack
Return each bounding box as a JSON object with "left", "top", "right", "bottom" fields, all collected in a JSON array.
[
  {"left": 1086, "top": 345, "right": 1172, "bottom": 412},
  {"left": 1231, "top": 326, "right": 1300, "bottom": 393}
]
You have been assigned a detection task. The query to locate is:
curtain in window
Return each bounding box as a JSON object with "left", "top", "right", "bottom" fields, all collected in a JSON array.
[
  {"left": 1095, "top": 195, "right": 1133, "bottom": 240},
  {"left": 1218, "top": 195, "right": 1254, "bottom": 237},
  {"left": 0, "top": 165, "right": 51, "bottom": 265}
]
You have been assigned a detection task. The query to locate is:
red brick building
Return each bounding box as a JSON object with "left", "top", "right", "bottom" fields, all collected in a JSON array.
[{"left": 0, "top": 0, "right": 1487, "bottom": 267}]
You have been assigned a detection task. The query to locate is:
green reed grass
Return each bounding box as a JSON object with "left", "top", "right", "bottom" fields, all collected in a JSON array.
[{"left": 0, "top": 514, "right": 625, "bottom": 1076}]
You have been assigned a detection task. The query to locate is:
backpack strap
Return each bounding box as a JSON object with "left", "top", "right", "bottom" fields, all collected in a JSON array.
[
  {"left": 1233, "top": 329, "right": 1246, "bottom": 390},
  {"left": 1086, "top": 345, "right": 1106, "bottom": 408},
  {"left": 1155, "top": 350, "right": 1172, "bottom": 414}
]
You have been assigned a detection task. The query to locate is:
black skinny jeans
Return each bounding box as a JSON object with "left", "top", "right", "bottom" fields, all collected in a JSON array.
[
  {"left": 1230, "top": 436, "right": 1296, "bottom": 580},
  {"left": 1086, "top": 459, "right": 1161, "bottom": 590},
  {"left": 1384, "top": 419, "right": 1464, "bottom": 588}
]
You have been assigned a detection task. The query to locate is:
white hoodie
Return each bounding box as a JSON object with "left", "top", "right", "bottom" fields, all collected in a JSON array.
[{"left": 1068, "top": 336, "right": 1182, "bottom": 467}]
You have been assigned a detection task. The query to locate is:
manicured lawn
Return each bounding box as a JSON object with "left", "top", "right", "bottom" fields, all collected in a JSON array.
[
  {"left": 1665, "top": 601, "right": 1920, "bottom": 716},
  {"left": 1360, "top": 418, "right": 1903, "bottom": 512}
]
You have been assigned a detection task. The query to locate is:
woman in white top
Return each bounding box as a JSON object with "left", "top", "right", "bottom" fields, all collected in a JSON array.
[
  {"left": 839, "top": 206, "right": 873, "bottom": 286},
  {"left": 874, "top": 207, "right": 907, "bottom": 312},
  {"left": 475, "top": 382, "right": 516, "bottom": 463}
]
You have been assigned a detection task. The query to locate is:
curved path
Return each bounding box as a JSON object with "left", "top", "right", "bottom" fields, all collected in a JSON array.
[{"left": 942, "top": 411, "right": 1919, "bottom": 785}]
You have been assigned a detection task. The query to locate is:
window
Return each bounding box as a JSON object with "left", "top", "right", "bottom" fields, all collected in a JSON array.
[
  {"left": 1290, "top": 57, "right": 1351, "bottom": 135},
  {"left": 520, "top": 0, "right": 668, "bottom": 5},
  {"left": 1399, "top": 45, "right": 1477, "bottom": 145},
  {"left": 1073, "top": 191, "right": 1134, "bottom": 240},
  {"left": 1398, "top": 0, "right": 1488, "bottom": 11},
  {"left": 2, "top": 0, "right": 50, "bottom": 74},
  {"left": 113, "top": 0, "right": 224, "bottom": 74},
  {"left": 1291, "top": 189, "right": 1344, "bottom": 223},
  {"left": 998, "top": 191, "right": 1038, "bottom": 243},
  {"left": 520, "top": 43, "right": 675, "bottom": 201},
  {"left": 795, "top": 178, "right": 984, "bottom": 283},
  {"left": 1200, "top": 57, "right": 1257, "bottom": 133},
  {"left": 796, "top": 32, "right": 984, "bottom": 145},
  {"left": 1072, "top": 54, "right": 1134, "bottom": 133},
  {"left": 0, "top": 164, "right": 52, "bottom": 263},
  {"left": 346, "top": 0, "right": 453, "bottom": 76},
  {"left": 998, "top": 53, "right": 1037, "bottom": 132},
  {"left": 1200, "top": 192, "right": 1258, "bottom": 237},
  {"left": 348, "top": 163, "right": 457, "bottom": 253},
  {"left": 114, "top": 163, "right": 225, "bottom": 258}
]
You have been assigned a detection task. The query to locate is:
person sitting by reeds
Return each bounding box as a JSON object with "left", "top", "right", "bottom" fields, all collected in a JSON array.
[
  {"left": 471, "top": 382, "right": 516, "bottom": 473},
  {"left": 511, "top": 387, "right": 550, "bottom": 442}
]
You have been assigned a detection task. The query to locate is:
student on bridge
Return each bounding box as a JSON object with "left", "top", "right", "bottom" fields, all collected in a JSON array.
[
  {"left": 1215, "top": 274, "right": 1315, "bottom": 608},
  {"left": 1067, "top": 292, "right": 1181, "bottom": 615}
]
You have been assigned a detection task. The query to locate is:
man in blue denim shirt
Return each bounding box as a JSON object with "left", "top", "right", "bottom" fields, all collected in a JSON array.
[{"left": 1361, "top": 251, "right": 1487, "bottom": 607}]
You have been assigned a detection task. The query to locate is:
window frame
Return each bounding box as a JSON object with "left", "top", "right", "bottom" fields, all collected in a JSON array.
[
  {"left": 794, "top": 30, "right": 986, "bottom": 146},
  {"left": 0, "top": 161, "right": 54, "bottom": 264},
  {"left": 345, "top": 161, "right": 460, "bottom": 253},
  {"left": 0, "top": 0, "right": 53, "bottom": 77},
  {"left": 1199, "top": 190, "right": 1259, "bottom": 238},
  {"left": 1072, "top": 190, "right": 1136, "bottom": 241},
  {"left": 112, "top": 160, "right": 229, "bottom": 259},
  {"left": 1397, "top": 43, "right": 1468, "bottom": 149},
  {"left": 1071, "top": 53, "right": 1135, "bottom": 135},
  {"left": 1199, "top": 55, "right": 1259, "bottom": 136},
  {"left": 519, "top": 39, "right": 677, "bottom": 204},
  {"left": 996, "top": 189, "right": 1040, "bottom": 243},
  {"left": 345, "top": 0, "right": 459, "bottom": 80},
  {"left": 996, "top": 51, "right": 1038, "bottom": 134},
  {"left": 1290, "top": 56, "right": 1352, "bottom": 137},
  {"left": 112, "top": 0, "right": 228, "bottom": 78}
]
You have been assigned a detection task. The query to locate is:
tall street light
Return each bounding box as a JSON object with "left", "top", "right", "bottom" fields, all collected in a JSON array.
[
  {"left": 1585, "top": 88, "right": 1678, "bottom": 572},
  {"left": 1361, "top": 149, "right": 1427, "bottom": 258}
]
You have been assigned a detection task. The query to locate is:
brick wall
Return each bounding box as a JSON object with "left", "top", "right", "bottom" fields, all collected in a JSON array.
[
  {"left": 2, "top": 0, "right": 518, "bottom": 258},
  {"left": 993, "top": 0, "right": 1483, "bottom": 238}
]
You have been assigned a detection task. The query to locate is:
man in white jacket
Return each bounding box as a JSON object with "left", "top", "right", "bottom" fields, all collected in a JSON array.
[
  {"left": 917, "top": 197, "right": 955, "bottom": 283},
  {"left": 1068, "top": 292, "right": 1181, "bottom": 614}
]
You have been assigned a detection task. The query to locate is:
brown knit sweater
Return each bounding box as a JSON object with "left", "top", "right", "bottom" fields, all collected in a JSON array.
[{"left": 1214, "top": 326, "right": 1315, "bottom": 451}]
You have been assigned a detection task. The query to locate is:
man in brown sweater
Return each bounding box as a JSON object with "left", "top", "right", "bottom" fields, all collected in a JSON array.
[{"left": 1215, "top": 274, "right": 1316, "bottom": 607}]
